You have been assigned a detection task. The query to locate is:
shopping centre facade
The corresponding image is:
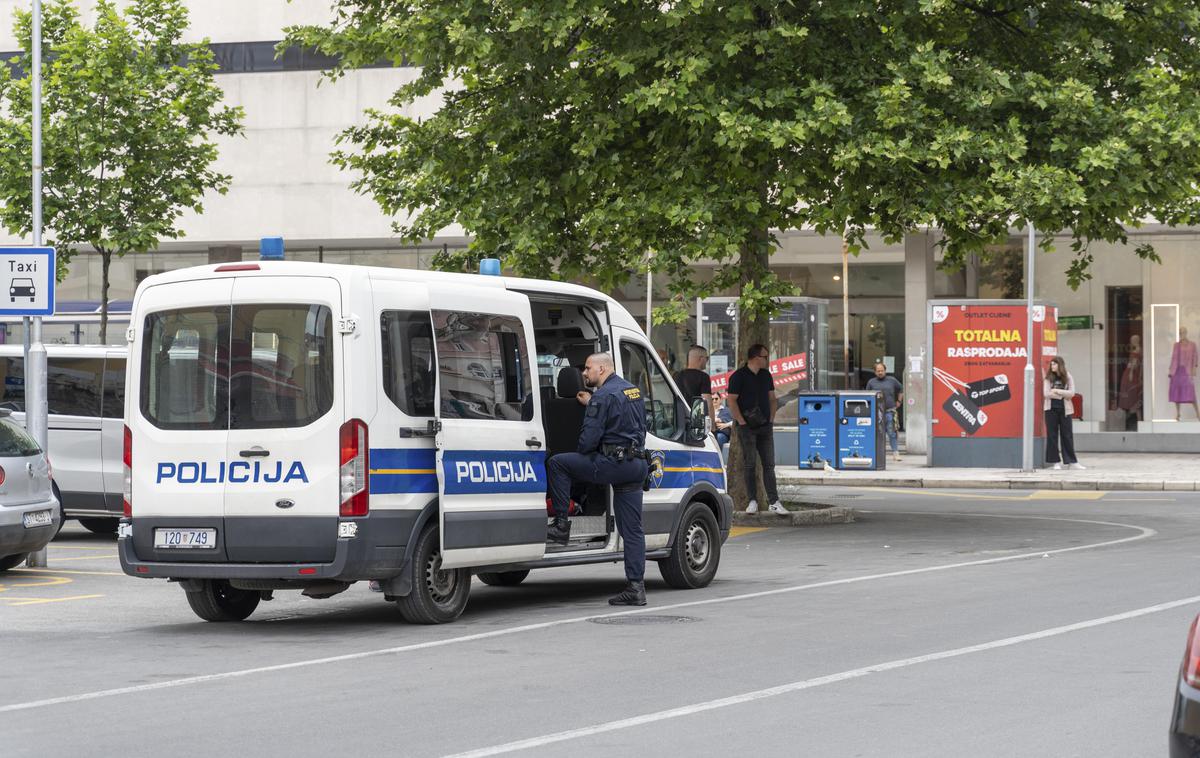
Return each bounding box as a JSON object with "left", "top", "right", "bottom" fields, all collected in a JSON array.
[{"left": 0, "top": 0, "right": 1196, "bottom": 453}]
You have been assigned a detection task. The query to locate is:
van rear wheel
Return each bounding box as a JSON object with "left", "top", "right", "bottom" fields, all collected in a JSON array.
[
  {"left": 0, "top": 553, "right": 27, "bottom": 572},
  {"left": 79, "top": 518, "right": 118, "bottom": 535},
  {"left": 658, "top": 501, "right": 721, "bottom": 589},
  {"left": 477, "top": 570, "right": 529, "bottom": 587},
  {"left": 396, "top": 524, "right": 471, "bottom": 624},
  {"left": 184, "top": 579, "right": 261, "bottom": 622}
]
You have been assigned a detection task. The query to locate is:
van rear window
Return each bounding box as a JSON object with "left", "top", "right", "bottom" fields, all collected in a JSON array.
[
  {"left": 140, "top": 304, "right": 334, "bottom": 430},
  {"left": 0, "top": 417, "right": 40, "bottom": 457}
]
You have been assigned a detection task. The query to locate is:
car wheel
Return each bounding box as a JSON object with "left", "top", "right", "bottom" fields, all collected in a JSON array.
[
  {"left": 79, "top": 518, "right": 118, "bottom": 535},
  {"left": 658, "top": 501, "right": 722, "bottom": 590},
  {"left": 396, "top": 523, "right": 471, "bottom": 624},
  {"left": 477, "top": 570, "right": 530, "bottom": 587},
  {"left": 184, "top": 579, "right": 260, "bottom": 622},
  {"left": 0, "top": 553, "right": 27, "bottom": 572}
]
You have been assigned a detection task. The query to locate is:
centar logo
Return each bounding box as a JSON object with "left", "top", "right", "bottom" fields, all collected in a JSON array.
[
  {"left": 454, "top": 459, "right": 538, "bottom": 484},
  {"left": 156, "top": 460, "right": 309, "bottom": 484}
]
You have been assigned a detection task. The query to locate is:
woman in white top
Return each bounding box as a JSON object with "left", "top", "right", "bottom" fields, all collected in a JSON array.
[{"left": 1043, "top": 356, "right": 1084, "bottom": 470}]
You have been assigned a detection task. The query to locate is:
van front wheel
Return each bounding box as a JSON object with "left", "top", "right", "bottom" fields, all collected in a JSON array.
[
  {"left": 658, "top": 502, "right": 721, "bottom": 589},
  {"left": 184, "top": 579, "right": 260, "bottom": 622},
  {"left": 396, "top": 524, "right": 471, "bottom": 624}
]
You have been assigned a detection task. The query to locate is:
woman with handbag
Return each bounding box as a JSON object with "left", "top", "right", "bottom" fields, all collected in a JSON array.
[{"left": 1044, "top": 356, "right": 1084, "bottom": 470}]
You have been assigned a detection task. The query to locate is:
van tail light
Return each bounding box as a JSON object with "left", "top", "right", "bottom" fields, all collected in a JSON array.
[
  {"left": 1183, "top": 615, "right": 1200, "bottom": 688},
  {"left": 122, "top": 425, "right": 132, "bottom": 518},
  {"left": 339, "top": 419, "right": 369, "bottom": 517}
]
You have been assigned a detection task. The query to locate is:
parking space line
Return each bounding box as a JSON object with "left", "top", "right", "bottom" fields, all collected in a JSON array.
[
  {"left": 0, "top": 510, "right": 1155, "bottom": 715},
  {"left": 2, "top": 594, "right": 104, "bottom": 606},
  {"left": 48, "top": 545, "right": 119, "bottom": 551},
  {"left": 444, "top": 593, "right": 1200, "bottom": 757},
  {"left": 44, "top": 554, "right": 118, "bottom": 562},
  {"left": 0, "top": 575, "right": 71, "bottom": 592},
  {"left": 12, "top": 568, "right": 124, "bottom": 577}
]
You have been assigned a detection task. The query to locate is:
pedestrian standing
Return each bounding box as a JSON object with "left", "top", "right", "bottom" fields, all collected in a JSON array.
[
  {"left": 726, "top": 344, "right": 786, "bottom": 514},
  {"left": 1044, "top": 356, "right": 1084, "bottom": 470},
  {"left": 674, "top": 345, "right": 716, "bottom": 428},
  {"left": 865, "top": 361, "right": 904, "bottom": 462}
]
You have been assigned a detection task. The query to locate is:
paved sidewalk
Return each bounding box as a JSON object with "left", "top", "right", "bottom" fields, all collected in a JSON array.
[{"left": 774, "top": 452, "right": 1200, "bottom": 491}]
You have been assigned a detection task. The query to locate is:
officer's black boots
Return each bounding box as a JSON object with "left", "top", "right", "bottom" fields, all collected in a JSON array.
[
  {"left": 547, "top": 515, "right": 571, "bottom": 544},
  {"left": 608, "top": 581, "right": 647, "bottom": 606}
]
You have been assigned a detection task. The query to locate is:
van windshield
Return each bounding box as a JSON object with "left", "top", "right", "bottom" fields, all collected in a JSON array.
[{"left": 140, "top": 304, "right": 334, "bottom": 430}]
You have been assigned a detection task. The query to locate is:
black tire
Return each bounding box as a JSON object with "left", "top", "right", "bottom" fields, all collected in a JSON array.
[
  {"left": 79, "top": 518, "right": 118, "bottom": 535},
  {"left": 477, "top": 570, "right": 530, "bottom": 587},
  {"left": 396, "top": 524, "right": 471, "bottom": 624},
  {"left": 658, "top": 501, "right": 722, "bottom": 589},
  {"left": 0, "top": 553, "right": 27, "bottom": 572},
  {"left": 184, "top": 579, "right": 261, "bottom": 622}
]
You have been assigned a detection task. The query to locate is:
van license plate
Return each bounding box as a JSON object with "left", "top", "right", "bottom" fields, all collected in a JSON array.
[
  {"left": 154, "top": 528, "right": 217, "bottom": 549},
  {"left": 22, "top": 510, "right": 52, "bottom": 528}
]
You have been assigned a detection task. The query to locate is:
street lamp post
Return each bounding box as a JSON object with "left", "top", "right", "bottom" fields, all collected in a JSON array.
[{"left": 1021, "top": 222, "right": 1036, "bottom": 473}]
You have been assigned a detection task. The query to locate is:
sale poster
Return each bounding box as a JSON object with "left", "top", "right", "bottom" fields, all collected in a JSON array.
[
  {"left": 931, "top": 304, "right": 1056, "bottom": 439},
  {"left": 710, "top": 352, "right": 808, "bottom": 394}
]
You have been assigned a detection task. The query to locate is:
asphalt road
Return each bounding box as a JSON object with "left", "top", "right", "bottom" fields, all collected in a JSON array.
[{"left": 2, "top": 487, "right": 1198, "bottom": 757}]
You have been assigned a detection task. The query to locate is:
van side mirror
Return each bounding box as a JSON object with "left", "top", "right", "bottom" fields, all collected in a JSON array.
[{"left": 686, "top": 397, "right": 707, "bottom": 443}]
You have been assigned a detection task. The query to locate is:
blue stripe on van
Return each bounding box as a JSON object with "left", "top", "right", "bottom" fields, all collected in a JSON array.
[
  {"left": 655, "top": 450, "right": 725, "bottom": 490},
  {"left": 369, "top": 448, "right": 438, "bottom": 495}
]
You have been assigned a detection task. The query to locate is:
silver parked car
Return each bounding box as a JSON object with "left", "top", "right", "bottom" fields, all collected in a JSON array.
[{"left": 0, "top": 412, "right": 60, "bottom": 572}]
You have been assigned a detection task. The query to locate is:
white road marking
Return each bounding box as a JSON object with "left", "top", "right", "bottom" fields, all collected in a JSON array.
[
  {"left": 0, "top": 512, "right": 1155, "bottom": 715},
  {"left": 444, "top": 593, "right": 1200, "bottom": 757}
]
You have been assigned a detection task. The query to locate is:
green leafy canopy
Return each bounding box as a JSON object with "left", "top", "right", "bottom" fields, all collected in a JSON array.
[
  {"left": 288, "top": 1, "right": 1200, "bottom": 310},
  {"left": 0, "top": 0, "right": 243, "bottom": 339}
]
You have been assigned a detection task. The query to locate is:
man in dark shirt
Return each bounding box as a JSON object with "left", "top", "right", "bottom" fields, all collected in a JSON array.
[
  {"left": 725, "top": 343, "right": 786, "bottom": 515},
  {"left": 865, "top": 362, "right": 903, "bottom": 462},
  {"left": 673, "top": 345, "right": 716, "bottom": 428}
]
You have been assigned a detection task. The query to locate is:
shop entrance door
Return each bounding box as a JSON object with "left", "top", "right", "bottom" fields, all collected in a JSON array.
[{"left": 1105, "top": 286, "right": 1143, "bottom": 431}]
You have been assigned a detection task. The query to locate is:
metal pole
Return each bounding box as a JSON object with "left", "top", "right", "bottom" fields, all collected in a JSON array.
[
  {"left": 1021, "top": 221, "right": 1036, "bottom": 472},
  {"left": 26, "top": 0, "right": 48, "bottom": 567},
  {"left": 644, "top": 265, "right": 652, "bottom": 338},
  {"left": 842, "top": 236, "right": 850, "bottom": 388}
]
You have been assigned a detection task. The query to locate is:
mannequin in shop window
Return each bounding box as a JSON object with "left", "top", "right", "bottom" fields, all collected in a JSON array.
[
  {"left": 1117, "top": 333, "right": 1143, "bottom": 430},
  {"left": 1170, "top": 327, "right": 1200, "bottom": 421}
]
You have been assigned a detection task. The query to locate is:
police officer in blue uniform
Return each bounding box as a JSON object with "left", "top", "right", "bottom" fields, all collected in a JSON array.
[{"left": 547, "top": 352, "right": 650, "bottom": 606}]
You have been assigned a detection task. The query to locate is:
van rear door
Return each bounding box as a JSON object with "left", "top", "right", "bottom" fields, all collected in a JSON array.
[
  {"left": 222, "top": 277, "right": 343, "bottom": 563},
  {"left": 429, "top": 286, "right": 547, "bottom": 569},
  {"left": 131, "top": 278, "right": 234, "bottom": 561}
]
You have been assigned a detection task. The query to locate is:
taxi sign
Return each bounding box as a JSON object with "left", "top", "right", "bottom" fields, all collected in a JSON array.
[{"left": 0, "top": 246, "right": 54, "bottom": 316}]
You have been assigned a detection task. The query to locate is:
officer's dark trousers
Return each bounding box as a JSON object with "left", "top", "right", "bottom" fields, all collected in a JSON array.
[{"left": 548, "top": 453, "right": 649, "bottom": 582}]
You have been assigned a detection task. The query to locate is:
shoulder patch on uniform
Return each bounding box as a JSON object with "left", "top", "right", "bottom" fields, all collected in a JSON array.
[
  {"left": 586, "top": 404, "right": 600, "bottom": 417},
  {"left": 623, "top": 387, "right": 641, "bottom": 400}
]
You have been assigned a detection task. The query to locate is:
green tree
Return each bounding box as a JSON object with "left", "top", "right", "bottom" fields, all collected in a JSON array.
[
  {"left": 0, "top": 0, "right": 243, "bottom": 342},
  {"left": 289, "top": 1, "right": 1200, "bottom": 505}
]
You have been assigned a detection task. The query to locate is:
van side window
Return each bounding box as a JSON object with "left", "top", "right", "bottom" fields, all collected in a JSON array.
[
  {"left": 0, "top": 357, "right": 24, "bottom": 412},
  {"left": 102, "top": 358, "right": 126, "bottom": 419},
  {"left": 47, "top": 357, "right": 103, "bottom": 417},
  {"left": 141, "top": 307, "right": 230, "bottom": 430},
  {"left": 619, "top": 341, "right": 683, "bottom": 440},
  {"left": 432, "top": 311, "right": 533, "bottom": 422},
  {"left": 381, "top": 310, "right": 435, "bottom": 417},
  {"left": 229, "top": 304, "right": 335, "bottom": 430}
]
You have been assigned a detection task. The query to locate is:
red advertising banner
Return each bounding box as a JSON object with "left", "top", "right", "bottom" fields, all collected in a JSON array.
[
  {"left": 711, "top": 352, "right": 807, "bottom": 394},
  {"left": 931, "top": 304, "right": 1056, "bottom": 439}
]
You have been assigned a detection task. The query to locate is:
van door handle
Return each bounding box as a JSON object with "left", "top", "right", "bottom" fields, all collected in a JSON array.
[
  {"left": 525, "top": 438, "right": 542, "bottom": 449},
  {"left": 240, "top": 449, "right": 270, "bottom": 458}
]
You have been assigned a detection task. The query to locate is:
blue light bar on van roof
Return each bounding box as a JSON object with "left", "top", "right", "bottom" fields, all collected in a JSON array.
[
  {"left": 260, "top": 236, "right": 284, "bottom": 260},
  {"left": 479, "top": 258, "right": 501, "bottom": 276}
]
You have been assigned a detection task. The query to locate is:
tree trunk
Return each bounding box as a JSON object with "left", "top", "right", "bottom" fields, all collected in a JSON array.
[
  {"left": 727, "top": 228, "right": 772, "bottom": 511},
  {"left": 99, "top": 249, "right": 111, "bottom": 345}
]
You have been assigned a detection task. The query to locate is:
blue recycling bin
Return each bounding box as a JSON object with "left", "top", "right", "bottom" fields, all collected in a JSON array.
[
  {"left": 837, "top": 391, "right": 886, "bottom": 471},
  {"left": 797, "top": 393, "right": 838, "bottom": 469}
]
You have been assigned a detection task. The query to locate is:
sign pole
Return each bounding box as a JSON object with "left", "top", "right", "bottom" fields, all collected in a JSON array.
[
  {"left": 26, "top": 0, "right": 49, "bottom": 567},
  {"left": 1021, "top": 222, "right": 1036, "bottom": 473}
]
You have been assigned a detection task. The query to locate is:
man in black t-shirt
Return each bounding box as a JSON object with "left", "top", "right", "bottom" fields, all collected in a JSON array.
[
  {"left": 673, "top": 345, "right": 715, "bottom": 428},
  {"left": 726, "top": 343, "right": 785, "bottom": 515}
]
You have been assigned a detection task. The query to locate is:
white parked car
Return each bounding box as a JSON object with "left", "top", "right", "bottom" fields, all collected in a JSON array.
[
  {"left": 0, "top": 344, "right": 125, "bottom": 534},
  {"left": 0, "top": 411, "right": 60, "bottom": 571}
]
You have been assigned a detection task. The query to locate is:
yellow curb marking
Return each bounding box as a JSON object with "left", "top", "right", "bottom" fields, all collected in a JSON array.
[
  {"left": 729, "top": 526, "right": 767, "bottom": 538},
  {"left": 1, "top": 594, "right": 104, "bottom": 606},
  {"left": 1028, "top": 490, "right": 1106, "bottom": 500}
]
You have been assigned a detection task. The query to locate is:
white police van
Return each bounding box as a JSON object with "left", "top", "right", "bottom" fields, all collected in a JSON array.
[{"left": 119, "top": 261, "right": 732, "bottom": 623}]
